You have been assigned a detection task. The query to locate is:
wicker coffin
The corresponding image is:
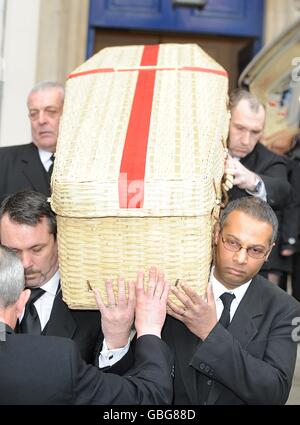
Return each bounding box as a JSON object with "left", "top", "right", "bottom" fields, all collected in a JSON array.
[{"left": 51, "top": 44, "right": 229, "bottom": 309}]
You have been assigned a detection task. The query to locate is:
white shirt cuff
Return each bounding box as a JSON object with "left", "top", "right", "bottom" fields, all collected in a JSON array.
[
  {"left": 98, "top": 338, "right": 130, "bottom": 368},
  {"left": 246, "top": 179, "right": 267, "bottom": 201}
]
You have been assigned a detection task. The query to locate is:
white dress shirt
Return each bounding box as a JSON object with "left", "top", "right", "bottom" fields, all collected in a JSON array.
[
  {"left": 20, "top": 270, "right": 60, "bottom": 331},
  {"left": 98, "top": 328, "right": 136, "bottom": 368},
  {"left": 38, "top": 148, "right": 54, "bottom": 172},
  {"left": 210, "top": 266, "right": 251, "bottom": 322},
  {"left": 246, "top": 178, "right": 267, "bottom": 201},
  {"left": 20, "top": 272, "right": 107, "bottom": 368}
]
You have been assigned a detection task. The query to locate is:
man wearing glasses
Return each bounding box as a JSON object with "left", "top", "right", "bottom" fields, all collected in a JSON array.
[{"left": 165, "top": 196, "right": 300, "bottom": 405}]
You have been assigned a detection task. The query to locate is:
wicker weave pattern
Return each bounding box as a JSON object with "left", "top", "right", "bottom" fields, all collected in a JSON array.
[
  {"left": 51, "top": 44, "right": 229, "bottom": 308},
  {"left": 57, "top": 215, "right": 212, "bottom": 309}
]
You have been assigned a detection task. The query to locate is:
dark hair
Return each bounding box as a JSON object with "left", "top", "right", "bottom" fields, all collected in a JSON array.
[
  {"left": 219, "top": 197, "right": 278, "bottom": 244},
  {"left": 229, "top": 88, "right": 265, "bottom": 114},
  {"left": 0, "top": 190, "right": 57, "bottom": 238}
]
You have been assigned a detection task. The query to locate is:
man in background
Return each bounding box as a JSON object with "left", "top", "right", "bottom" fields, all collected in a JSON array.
[
  {"left": 224, "top": 88, "right": 291, "bottom": 284},
  {"left": 224, "top": 88, "right": 290, "bottom": 210},
  {"left": 0, "top": 81, "right": 64, "bottom": 204}
]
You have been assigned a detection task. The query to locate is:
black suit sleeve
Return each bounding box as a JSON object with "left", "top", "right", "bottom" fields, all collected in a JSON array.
[
  {"left": 0, "top": 148, "right": 12, "bottom": 205},
  {"left": 0, "top": 144, "right": 50, "bottom": 204},
  {"left": 71, "top": 335, "right": 173, "bottom": 405},
  {"left": 99, "top": 340, "right": 136, "bottom": 375},
  {"left": 259, "top": 158, "right": 290, "bottom": 209},
  {"left": 235, "top": 143, "right": 291, "bottom": 210},
  {"left": 280, "top": 158, "right": 300, "bottom": 250},
  {"left": 190, "top": 298, "right": 300, "bottom": 405}
]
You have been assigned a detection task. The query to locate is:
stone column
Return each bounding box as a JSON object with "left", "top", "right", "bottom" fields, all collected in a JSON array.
[
  {"left": 0, "top": 0, "right": 40, "bottom": 147},
  {"left": 35, "top": 0, "right": 89, "bottom": 84},
  {"left": 0, "top": 0, "right": 7, "bottom": 106}
]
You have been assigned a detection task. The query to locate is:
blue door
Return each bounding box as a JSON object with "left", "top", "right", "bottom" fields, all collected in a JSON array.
[{"left": 88, "top": 0, "right": 264, "bottom": 58}]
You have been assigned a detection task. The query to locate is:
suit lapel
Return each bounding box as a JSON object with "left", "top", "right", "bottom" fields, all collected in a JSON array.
[
  {"left": 20, "top": 143, "right": 50, "bottom": 194},
  {"left": 43, "top": 286, "right": 77, "bottom": 338},
  {"left": 208, "top": 277, "right": 263, "bottom": 405}
]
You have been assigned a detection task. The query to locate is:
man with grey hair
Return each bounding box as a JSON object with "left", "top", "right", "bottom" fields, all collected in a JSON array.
[
  {"left": 224, "top": 88, "right": 290, "bottom": 210},
  {"left": 0, "top": 81, "right": 64, "bottom": 204},
  {"left": 0, "top": 244, "right": 174, "bottom": 405}
]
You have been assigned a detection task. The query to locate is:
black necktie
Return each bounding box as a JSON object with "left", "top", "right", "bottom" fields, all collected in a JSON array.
[
  {"left": 20, "top": 288, "right": 45, "bottom": 334},
  {"left": 219, "top": 292, "right": 235, "bottom": 328},
  {"left": 47, "top": 154, "right": 55, "bottom": 180}
]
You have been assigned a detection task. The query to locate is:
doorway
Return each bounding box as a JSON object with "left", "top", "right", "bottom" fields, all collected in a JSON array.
[{"left": 93, "top": 28, "right": 253, "bottom": 90}]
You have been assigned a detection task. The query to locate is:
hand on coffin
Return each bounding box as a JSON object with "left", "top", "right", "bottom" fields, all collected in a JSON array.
[
  {"left": 224, "top": 154, "right": 257, "bottom": 191},
  {"left": 93, "top": 278, "right": 136, "bottom": 349},
  {"left": 135, "top": 267, "right": 170, "bottom": 339},
  {"left": 167, "top": 282, "right": 217, "bottom": 341},
  {"left": 222, "top": 152, "right": 235, "bottom": 192},
  {"left": 222, "top": 173, "right": 234, "bottom": 192}
]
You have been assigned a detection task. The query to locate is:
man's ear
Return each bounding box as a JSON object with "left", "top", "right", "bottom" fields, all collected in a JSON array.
[
  {"left": 15, "top": 289, "right": 30, "bottom": 318},
  {"left": 213, "top": 223, "right": 221, "bottom": 246}
]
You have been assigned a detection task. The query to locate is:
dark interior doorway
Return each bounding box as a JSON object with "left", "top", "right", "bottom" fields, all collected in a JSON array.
[{"left": 93, "top": 28, "right": 254, "bottom": 90}]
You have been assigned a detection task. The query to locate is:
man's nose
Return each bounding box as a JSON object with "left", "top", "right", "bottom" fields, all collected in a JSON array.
[
  {"left": 240, "top": 130, "right": 251, "bottom": 146},
  {"left": 37, "top": 110, "right": 47, "bottom": 125},
  {"left": 233, "top": 247, "right": 248, "bottom": 264},
  {"left": 21, "top": 252, "right": 34, "bottom": 269}
]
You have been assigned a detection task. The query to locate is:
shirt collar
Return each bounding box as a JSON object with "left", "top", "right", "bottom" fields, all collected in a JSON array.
[
  {"left": 38, "top": 148, "right": 53, "bottom": 168},
  {"left": 40, "top": 270, "right": 60, "bottom": 296},
  {"left": 210, "top": 266, "right": 251, "bottom": 304}
]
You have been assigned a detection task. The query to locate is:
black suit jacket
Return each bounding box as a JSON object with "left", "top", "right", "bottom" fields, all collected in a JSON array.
[
  {"left": 41, "top": 286, "right": 102, "bottom": 364},
  {"left": 263, "top": 157, "right": 300, "bottom": 273},
  {"left": 0, "top": 326, "right": 173, "bottom": 405},
  {"left": 162, "top": 275, "right": 300, "bottom": 405},
  {"left": 228, "top": 142, "right": 290, "bottom": 210},
  {"left": 0, "top": 142, "right": 50, "bottom": 204}
]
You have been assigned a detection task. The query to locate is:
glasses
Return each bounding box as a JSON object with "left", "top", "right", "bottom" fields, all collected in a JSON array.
[{"left": 221, "top": 232, "right": 270, "bottom": 259}]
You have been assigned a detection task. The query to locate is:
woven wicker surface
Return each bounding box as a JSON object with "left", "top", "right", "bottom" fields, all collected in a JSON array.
[
  {"left": 51, "top": 43, "right": 229, "bottom": 309},
  {"left": 57, "top": 215, "right": 212, "bottom": 308}
]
